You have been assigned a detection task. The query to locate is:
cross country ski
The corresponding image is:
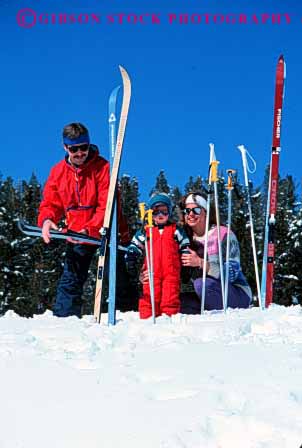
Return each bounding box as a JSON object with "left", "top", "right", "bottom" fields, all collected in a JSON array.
[{"left": 93, "top": 66, "right": 131, "bottom": 323}]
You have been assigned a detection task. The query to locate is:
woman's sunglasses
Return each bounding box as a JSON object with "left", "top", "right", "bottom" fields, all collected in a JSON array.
[
  {"left": 67, "top": 143, "right": 90, "bottom": 154},
  {"left": 183, "top": 207, "right": 202, "bottom": 216}
]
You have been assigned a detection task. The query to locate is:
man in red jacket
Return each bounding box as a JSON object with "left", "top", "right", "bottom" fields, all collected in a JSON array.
[{"left": 38, "top": 122, "right": 110, "bottom": 317}]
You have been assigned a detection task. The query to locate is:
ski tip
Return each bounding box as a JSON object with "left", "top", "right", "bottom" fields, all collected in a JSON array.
[
  {"left": 119, "top": 65, "right": 127, "bottom": 75},
  {"left": 118, "top": 65, "right": 131, "bottom": 83}
]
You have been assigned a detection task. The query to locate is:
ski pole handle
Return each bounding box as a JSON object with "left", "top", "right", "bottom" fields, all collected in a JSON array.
[
  {"left": 147, "top": 209, "right": 153, "bottom": 228},
  {"left": 210, "top": 160, "right": 219, "bottom": 183},
  {"left": 238, "top": 145, "right": 257, "bottom": 186},
  {"left": 139, "top": 202, "right": 146, "bottom": 222},
  {"left": 226, "top": 169, "right": 236, "bottom": 191},
  {"left": 238, "top": 145, "right": 249, "bottom": 187}
]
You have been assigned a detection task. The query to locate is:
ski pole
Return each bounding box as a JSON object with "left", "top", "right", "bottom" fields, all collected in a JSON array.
[
  {"left": 201, "top": 146, "right": 214, "bottom": 313},
  {"left": 211, "top": 156, "right": 226, "bottom": 312},
  {"left": 224, "top": 169, "right": 236, "bottom": 311},
  {"left": 139, "top": 203, "right": 155, "bottom": 323},
  {"left": 146, "top": 208, "right": 156, "bottom": 323},
  {"left": 139, "top": 203, "right": 150, "bottom": 286},
  {"left": 260, "top": 164, "right": 271, "bottom": 311},
  {"left": 238, "top": 145, "right": 261, "bottom": 308}
]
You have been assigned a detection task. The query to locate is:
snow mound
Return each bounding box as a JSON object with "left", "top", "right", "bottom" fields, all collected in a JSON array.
[{"left": 0, "top": 306, "right": 301, "bottom": 447}]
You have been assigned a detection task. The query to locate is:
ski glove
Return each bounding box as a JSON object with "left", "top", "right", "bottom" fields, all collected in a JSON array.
[
  {"left": 125, "top": 246, "right": 142, "bottom": 278},
  {"left": 174, "top": 227, "right": 190, "bottom": 252},
  {"left": 224, "top": 260, "right": 241, "bottom": 283}
]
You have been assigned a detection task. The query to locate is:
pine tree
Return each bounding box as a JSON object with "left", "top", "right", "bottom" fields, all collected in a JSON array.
[
  {"left": 192, "top": 175, "right": 205, "bottom": 193},
  {"left": 273, "top": 175, "right": 298, "bottom": 305},
  {"left": 170, "top": 186, "right": 183, "bottom": 222},
  {"left": 19, "top": 173, "right": 42, "bottom": 224},
  {"left": 120, "top": 175, "right": 140, "bottom": 236},
  {"left": 285, "top": 205, "right": 302, "bottom": 305},
  {"left": 150, "top": 170, "right": 170, "bottom": 195},
  {"left": 216, "top": 173, "right": 228, "bottom": 225},
  {"left": 184, "top": 176, "right": 195, "bottom": 194},
  {"left": 0, "top": 176, "right": 26, "bottom": 315},
  {"left": 230, "top": 178, "right": 258, "bottom": 301}
]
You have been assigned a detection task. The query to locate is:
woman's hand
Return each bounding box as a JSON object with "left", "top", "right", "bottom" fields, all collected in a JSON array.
[{"left": 181, "top": 247, "right": 203, "bottom": 268}]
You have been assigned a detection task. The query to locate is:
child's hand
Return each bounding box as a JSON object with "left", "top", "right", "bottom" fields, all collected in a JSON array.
[{"left": 139, "top": 269, "right": 149, "bottom": 284}]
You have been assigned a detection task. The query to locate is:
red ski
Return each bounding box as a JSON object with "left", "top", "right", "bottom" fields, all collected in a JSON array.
[{"left": 265, "top": 55, "right": 286, "bottom": 307}]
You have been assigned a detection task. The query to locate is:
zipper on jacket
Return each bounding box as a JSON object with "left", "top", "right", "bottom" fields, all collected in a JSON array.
[{"left": 74, "top": 168, "right": 82, "bottom": 206}]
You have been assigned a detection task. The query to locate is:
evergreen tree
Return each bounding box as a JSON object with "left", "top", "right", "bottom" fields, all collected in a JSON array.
[
  {"left": 19, "top": 173, "right": 42, "bottom": 224},
  {"left": 192, "top": 175, "right": 205, "bottom": 193},
  {"left": 230, "top": 178, "right": 259, "bottom": 302},
  {"left": 216, "top": 173, "right": 228, "bottom": 225},
  {"left": 184, "top": 176, "right": 195, "bottom": 194},
  {"left": 150, "top": 170, "right": 170, "bottom": 195},
  {"left": 0, "top": 176, "right": 27, "bottom": 315},
  {"left": 171, "top": 186, "right": 183, "bottom": 222},
  {"left": 273, "top": 175, "right": 298, "bottom": 305},
  {"left": 120, "top": 175, "right": 140, "bottom": 236},
  {"left": 285, "top": 205, "right": 302, "bottom": 305}
]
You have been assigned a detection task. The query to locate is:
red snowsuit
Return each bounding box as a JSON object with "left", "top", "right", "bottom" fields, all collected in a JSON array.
[
  {"left": 139, "top": 224, "right": 181, "bottom": 319},
  {"left": 38, "top": 146, "right": 110, "bottom": 238}
]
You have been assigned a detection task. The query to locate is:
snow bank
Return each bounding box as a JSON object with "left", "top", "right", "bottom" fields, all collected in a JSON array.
[{"left": 0, "top": 306, "right": 302, "bottom": 447}]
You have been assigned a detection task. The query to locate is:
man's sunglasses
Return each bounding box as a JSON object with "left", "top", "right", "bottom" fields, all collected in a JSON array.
[
  {"left": 183, "top": 207, "right": 202, "bottom": 216},
  {"left": 153, "top": 210, "right": 169, "bottom": 216},
  {"left": 67, "top": 143, "right": 90, "bottom": 154}
]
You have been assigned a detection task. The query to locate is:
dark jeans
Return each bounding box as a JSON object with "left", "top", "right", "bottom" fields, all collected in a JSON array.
[
  {"left": 53, "top": 243, "right": 97, "bottom": 318},
  {"left": 180, "top": 277, "right": 251, "bottom": 315}
]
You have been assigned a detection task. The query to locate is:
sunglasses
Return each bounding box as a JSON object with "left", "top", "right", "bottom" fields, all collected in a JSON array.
[
  {"left": 67, "top": 143, "right": 90, "bottom": 154},
  {"left": 153, "top": 210, "right": 169, "bottom": 216},
  {"left": 183, "top": 207, "right": 202, "bottom": 216}
]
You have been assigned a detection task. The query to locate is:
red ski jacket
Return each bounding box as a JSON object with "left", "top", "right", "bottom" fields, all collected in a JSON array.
[{"left": 38, "top": 146, "right": 110, "bottom": 239}]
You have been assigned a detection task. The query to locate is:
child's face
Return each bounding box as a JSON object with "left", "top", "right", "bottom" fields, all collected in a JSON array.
[{"left": 152, "top": 204, "right": 169, "bottom": 225}]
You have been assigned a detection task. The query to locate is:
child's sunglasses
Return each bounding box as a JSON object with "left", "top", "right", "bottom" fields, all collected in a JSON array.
[{"left": 152, "top": 210, "right": 169, "bottom": 216}]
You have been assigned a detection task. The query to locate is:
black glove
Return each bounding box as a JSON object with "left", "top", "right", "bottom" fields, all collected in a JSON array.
[{"left": 125, "top": 248, "right": 141, "bottom": 278}]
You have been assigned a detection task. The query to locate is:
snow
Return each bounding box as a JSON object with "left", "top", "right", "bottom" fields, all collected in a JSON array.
[{"left": 0, "top": 306, "right": 302, "bottom": 448}]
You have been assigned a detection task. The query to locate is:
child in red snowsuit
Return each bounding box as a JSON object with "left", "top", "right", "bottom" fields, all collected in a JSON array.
[{"left": 125, "top": 193, "right": 189, "bottom": 319}]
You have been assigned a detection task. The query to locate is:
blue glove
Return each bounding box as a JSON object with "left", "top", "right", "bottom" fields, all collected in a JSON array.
[{"left": 225, "top": 260, "right": 240, "bottom": 283}]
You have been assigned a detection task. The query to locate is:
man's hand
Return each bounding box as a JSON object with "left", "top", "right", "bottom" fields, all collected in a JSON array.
[
  {"left": 67, "top": 229, "right": 88, "bottom": 244},
  {"left": 42, "top": 219, "right": 58, "bottom": 244}
]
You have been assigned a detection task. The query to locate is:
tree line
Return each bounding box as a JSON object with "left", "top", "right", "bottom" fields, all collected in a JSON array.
[{"left": 0, "top": 168, "right": 301, "bottom": 317}]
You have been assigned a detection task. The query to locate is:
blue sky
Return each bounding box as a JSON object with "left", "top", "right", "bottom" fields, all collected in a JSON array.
[{"left": 1, "top": 0, "right": 302, "bottom": 201}]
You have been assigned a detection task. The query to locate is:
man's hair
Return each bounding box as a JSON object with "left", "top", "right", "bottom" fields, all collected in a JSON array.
[{"left": 62, "top": 123, "right": 89, "bottom": 139}]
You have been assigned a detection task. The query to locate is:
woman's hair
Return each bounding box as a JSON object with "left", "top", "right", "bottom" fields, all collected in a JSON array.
[{"left": 178, "top": 191, "right": 216, "bottom": 243}]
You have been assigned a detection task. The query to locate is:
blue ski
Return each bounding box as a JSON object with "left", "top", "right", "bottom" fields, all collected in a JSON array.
[{"left": 108, "top": 85, "right": 120, "bottom": 326}]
